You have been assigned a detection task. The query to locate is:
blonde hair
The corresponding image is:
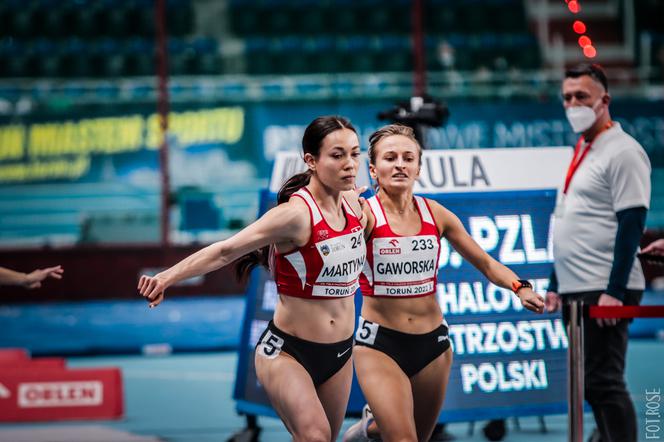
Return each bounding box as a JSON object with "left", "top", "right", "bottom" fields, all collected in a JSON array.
[{"left": 368, "top": 124, "right": 422, "bottom": 166}]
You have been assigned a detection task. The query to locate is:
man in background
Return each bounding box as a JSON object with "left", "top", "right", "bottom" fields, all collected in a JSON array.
[{"left": 546, "top": 63, "right": 651, "bottom": 442}]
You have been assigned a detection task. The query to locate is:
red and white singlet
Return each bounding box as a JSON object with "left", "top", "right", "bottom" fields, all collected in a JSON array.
[
  {"left": 273, "top": 187, "right": 366, "bottom": 299},
  {"left": 360, "top": 195, "right": 440, "bottom": 298}
]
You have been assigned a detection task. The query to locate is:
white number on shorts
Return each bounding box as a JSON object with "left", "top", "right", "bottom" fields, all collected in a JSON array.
[
  {"left": 257, "top": 330, "right": 284, "bottom": 359},
  {"left": 355, "top": 317, "right": 379, "bottom": 345}
]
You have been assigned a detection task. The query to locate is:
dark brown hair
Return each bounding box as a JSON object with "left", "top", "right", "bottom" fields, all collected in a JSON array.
[
  {"left": 565, "top": 63, "right": 608, "bottom": 92},
  {"left": 368, "top": 124, "right": 422, "bottom": 166},
  {"left": 234, "top": 115, "right": 357, "bottom": 282}
]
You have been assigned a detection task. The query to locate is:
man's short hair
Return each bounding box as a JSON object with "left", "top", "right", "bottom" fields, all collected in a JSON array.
[{"left": 565, "top": 63, "right": 609, "bottom": 92}]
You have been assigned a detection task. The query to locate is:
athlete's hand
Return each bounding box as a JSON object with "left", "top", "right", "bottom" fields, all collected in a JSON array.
[
  {"left": 138, "top": 273, "right": 170, "bottom": 308},
  {"left": 24, "top": 265, "right": 64, "bottom": 289},
  {"left": 596, "top": 293, "right": 622, "bottom": 327},
  {"left": 344, "top": 186, "right": 368, "bottom": 220},
  {"left": 355, "top": 185, "right": 368, "bottom": 209},
  {"left": 641, "top": 239, "right": 664, "bottom": 265},
  {"left": 545, "top": 291, "right": 562, "bottom": 313},
  {"left": 518, "top": 288, "right": 545, "bottom": 314},
  {"left": 642, "top": 239, "right": 664, "bottom": 255}
]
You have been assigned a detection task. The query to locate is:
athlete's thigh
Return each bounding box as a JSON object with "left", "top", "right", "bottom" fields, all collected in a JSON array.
[
  {"left": 255, "top": 351, "right": 329, "bottom": 437},
  {"left": 410, "top": 348, "right": 453, "bottom": 442},
  {"left": 316, "top": 357, "right": 354, "bottom": 440},
  {"left": 353, "top": 345, "right": 417, "bottom": 441}
]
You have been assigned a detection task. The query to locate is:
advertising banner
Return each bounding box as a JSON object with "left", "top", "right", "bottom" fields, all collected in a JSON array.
[{"left": 0, "top": 98, "right": 660, "bottom": 247}]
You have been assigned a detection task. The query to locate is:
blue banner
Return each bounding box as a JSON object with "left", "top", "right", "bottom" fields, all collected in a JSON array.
[{"left": 431, "top": 190, "right": 566, "bottom": 420}]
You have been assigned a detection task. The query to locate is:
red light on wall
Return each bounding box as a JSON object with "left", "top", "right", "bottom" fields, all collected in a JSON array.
[
  {"left": 573, "top": 20, "right": 586, "bottom": 34},
  {"left": 578, "top": 35, "right": 592, "bottom": 47},
  {"left": 568, "top": 1, "right": 580, "bottom": 13},
  {"left": 583, "top": 45, "right": 597, "bottom": 58}
]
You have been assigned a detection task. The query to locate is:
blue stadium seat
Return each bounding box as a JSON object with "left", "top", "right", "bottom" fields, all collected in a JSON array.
[
  {"left": 124, "top": 38, "right": 154, "bottom": 76},
  {"left": 11, "top": 7, "right": 37, "bottom": 38},
  {"left": 167, "top": 0, "right": 194, "bottom": 36},
  {"left": 230, "top": 3, "right": 261, "bottom": 36}
]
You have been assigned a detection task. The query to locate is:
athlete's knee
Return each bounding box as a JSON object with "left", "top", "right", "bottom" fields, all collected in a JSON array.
[{"left": 292, "top": 422, "right": 332, "bottom": 442}]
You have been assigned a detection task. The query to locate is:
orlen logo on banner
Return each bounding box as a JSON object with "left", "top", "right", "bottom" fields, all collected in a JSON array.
[{"left": 18, "top": 381, "right": 103, "bottom": 408}]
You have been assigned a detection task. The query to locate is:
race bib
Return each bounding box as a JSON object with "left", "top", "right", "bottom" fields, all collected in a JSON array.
[
  {"left": 257, "top": 330, "right": 284, "bottom": 359},
  {"left": 355, "top": 317, "right": 379, "bottom": 345}
]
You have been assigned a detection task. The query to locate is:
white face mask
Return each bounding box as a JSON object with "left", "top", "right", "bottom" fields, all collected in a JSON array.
[{"left": 565, "top": 99, "right": 603, "bottom": 133}]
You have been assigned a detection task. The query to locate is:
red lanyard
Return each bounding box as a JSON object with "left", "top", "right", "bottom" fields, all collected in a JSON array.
[{"left": 563, "top": 121, "right": 613, "bottom": 194}]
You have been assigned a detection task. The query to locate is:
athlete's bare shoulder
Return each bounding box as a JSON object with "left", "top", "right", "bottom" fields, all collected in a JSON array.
[
  {"left": 423, "top": 198, "right": 457, "bottom": 236},
  {"left": 282, "top": 192, "right": 311, "bottom": 215},
  {"left": 266, "top": 194, "right": 309, "bottom": 222},
  {"left": 260, "top": 193, "right": 312, "bottom": 245}
]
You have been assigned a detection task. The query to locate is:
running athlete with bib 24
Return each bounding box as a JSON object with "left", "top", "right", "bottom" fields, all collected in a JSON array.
[
  {"left": 343, "top": 124, "right": 544, "bottom": 442},
  {"left": 139, "top": 116, "right": 367, "bottom": 442}
]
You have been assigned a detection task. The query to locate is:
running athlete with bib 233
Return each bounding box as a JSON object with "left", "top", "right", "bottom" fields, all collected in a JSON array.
[
  {"left": 343, "top": 124, "right": 544, "bottom": 442},
  {"left": 139, "top": 116, "right": 367, "bottom": 442}
]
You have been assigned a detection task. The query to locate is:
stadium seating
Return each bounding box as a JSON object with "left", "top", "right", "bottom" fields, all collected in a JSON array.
[
  {"left": 0, "top": 0, "right": 219, "bottom": 78},
  {"left": 0, "top": 0, "right": 541, "bottom": 78},
  {"left": 231, "top": 0, "right": 539, "bottom": 75},
  {"left": 635, "top": 0, "right": 664, "bottom": 83}
]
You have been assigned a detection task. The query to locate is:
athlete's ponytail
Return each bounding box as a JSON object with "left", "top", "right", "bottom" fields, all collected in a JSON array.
[
  {"left": 276, "top": 170, "right": 312, "bottom": 204},
  {"left": 234, "top": 116, "right": 357, "bottom": 283},
  {"left": 233, "top": 170, "right": 312, "bottom": 282}
]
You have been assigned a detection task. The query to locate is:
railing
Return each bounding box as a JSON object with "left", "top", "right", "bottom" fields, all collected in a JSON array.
[
  {"left": 0, "top": 68, "right": 662, "bottom": 106},
  {"left": 567, "top": 300, "right": 585, "bottom": 442},
  {"left": 567, "top": 302, "right": 664, "bottom": 442}
]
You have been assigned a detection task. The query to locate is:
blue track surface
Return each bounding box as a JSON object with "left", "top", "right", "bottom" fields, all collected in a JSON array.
[{"left": 0, "top": 296, "right": 245, "bottom": 355}]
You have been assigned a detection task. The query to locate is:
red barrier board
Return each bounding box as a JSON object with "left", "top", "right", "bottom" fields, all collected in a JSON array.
[
  {"left": 0, "top": 367, "right": 123, "bottom": 422},
  {"left": 0, "top": 357, "right": 66, "bottom": 370},
  {"left": 589, "top": 305, "right": 664, "bottom": 318},
  {"left": 0, "top": 348, "right": 29, "bottom": 364}
]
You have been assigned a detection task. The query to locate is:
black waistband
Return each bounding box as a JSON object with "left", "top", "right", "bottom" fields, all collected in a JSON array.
[
  {"left": 360, "top": 317, "right": 448, "bottom": 340},
  {"left": 268, "top": 320, "right": 354, "bottom": 347}
]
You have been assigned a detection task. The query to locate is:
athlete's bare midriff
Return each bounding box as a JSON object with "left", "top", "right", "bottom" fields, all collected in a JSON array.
[
  {"left": 273, "top": 294, "right": 355, "bottom": 342},
  {"left": 361, "top": 294, "right": 444, "bottom": 334}
]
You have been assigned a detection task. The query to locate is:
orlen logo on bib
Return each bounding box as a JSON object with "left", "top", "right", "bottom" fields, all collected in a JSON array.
[
  {"left": 18, "top": 381, "right": 103, "bottom": 408},
  {"left": 379, "top": 239, "right": 401, "bottom": 255}
]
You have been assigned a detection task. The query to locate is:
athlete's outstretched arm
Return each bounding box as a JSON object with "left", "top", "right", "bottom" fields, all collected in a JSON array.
[
  {"left": 0, "top": 265, "right": 63, "bottom": 289},
  {"left": 430, "top": 201, "right": 544, "bottom": 313},
  {"left": 138, "top": 201, "right": 309, "bottom": 307}
]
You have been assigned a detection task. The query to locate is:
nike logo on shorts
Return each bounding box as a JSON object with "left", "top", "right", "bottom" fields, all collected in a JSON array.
[
  {"left": 438, "top": 335, "right": 448, "bottom": 343},
  {"left": 337, "top": 347, "right": 351, "bottom": 358}
]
